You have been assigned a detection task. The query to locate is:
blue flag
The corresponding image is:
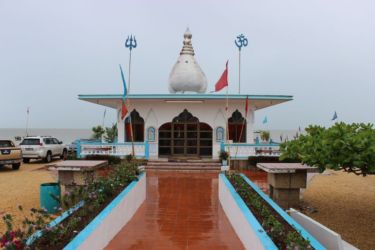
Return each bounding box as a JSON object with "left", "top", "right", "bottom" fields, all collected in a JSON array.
[
  {"left": 263, "top": 116, "right": 268, "bottom": 124},
  {"left": 119, "top": 64, "right": 127, "bottom": 97},
  {"left": 332, "top": 111, "right": 338, "bottom": 121}
]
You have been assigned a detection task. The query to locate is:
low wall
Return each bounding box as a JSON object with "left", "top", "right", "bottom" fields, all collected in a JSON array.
[
  {"left": 64, "top": 172, "right": 146, "bottom": 250},
  {"left": 289, "top": 208, "right": 358, "bottom": 250},
  {"left": 218, "top": 174, "right": 277, "bottom": 250}
]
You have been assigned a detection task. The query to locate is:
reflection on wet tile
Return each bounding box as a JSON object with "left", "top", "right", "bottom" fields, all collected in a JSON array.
[
  {"left": 240, "top": 169, "right": 269, "bottom": 194},
  {"left": 105, "top": 171, "right": 244, "bottom": 250}
]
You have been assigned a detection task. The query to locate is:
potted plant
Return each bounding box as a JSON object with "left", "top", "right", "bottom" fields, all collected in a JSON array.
[
  {"left": 260, "top": 130, "right": 270, "bottom": 143},
  {"left": 219, "top": 150, "right": 229, "bottom": 166}
]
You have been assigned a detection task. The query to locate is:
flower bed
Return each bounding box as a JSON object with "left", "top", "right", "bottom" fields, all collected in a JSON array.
[
  {"left": 1, "top": 162, "right": 144, "bottom": 250},
  {"left": 220, "top": 172, "right": 325, "bottom": 250}
]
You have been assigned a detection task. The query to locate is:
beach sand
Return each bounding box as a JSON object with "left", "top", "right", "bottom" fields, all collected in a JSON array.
[
  {"left": 0, "top": 161, "right": 56, "bottom": 233},
  {"left": 302, "top": 170, "right": 375, "bottom": 250}
]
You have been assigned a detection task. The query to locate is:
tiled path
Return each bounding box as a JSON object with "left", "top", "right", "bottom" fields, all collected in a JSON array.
[{"left": 105, "top": 171, "right": 245, "bottom": 250}]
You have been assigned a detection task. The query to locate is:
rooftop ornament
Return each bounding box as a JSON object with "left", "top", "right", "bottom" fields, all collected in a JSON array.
[
  {"left": 169, "top": 28, "right": 208, "bottom": 94},
  {"left": 235, "top": 34, "right": 248, "bottom": 94},
  {"left": 125, "top": 35, "right": 137, "bottom": 93}
]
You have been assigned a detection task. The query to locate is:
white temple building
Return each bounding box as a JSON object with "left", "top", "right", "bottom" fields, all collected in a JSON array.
[{"left": 78, "top": 29, "right": 292, "bottom": 160}]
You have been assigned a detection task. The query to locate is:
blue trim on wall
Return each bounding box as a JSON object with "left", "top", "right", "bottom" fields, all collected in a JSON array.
[
  {"left": 220, "top": 174, "right": 278, "bottom": 250},
  {"left": 63, "top": 172, "right": 145, "bottom": 250},
  {"left": 76, "top": 139, "right": 82, "bottom": 159},
  {"left": 78, "top": 93, "right": 293, "bottom": 101},
  {"left": 26, "top": 201, "right": 85, "bottom": 246},
  {"left": 239, "top": 174, "right": 326, "bottom": 250},
  {"left": 145, "top": 141, "right": 149, "bottom": 160},
  {"left": 79, "top": 141, "right": 145, "bottom": 146},
  {"left": 220, "top": 141, "right": 224, "bottom": 152},
  {"left": 224, "top": 143, "right": 280, "bottom": 147}
]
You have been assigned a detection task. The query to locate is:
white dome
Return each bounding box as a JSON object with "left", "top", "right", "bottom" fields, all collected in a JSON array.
[{"left": 169, "top": 28, "right": 207, "bottom": 93}]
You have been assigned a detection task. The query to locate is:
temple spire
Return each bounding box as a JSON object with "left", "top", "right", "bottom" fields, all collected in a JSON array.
[
  {"left": 169, "top": 28, "right": 207, "bottom": 93},
  {"left": 180, "top": 28, "right": 195, "bottom": 56}
]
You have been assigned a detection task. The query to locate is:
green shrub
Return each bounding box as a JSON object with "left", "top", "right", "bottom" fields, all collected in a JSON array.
[
  {"left": 280, "top": 122, "right": 375, "bottom": 176},
  {"left": 219, "top": 151, "right": 229, "bottom": 161}
]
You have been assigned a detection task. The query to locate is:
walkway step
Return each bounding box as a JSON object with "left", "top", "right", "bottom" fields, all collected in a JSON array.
[
  {"left": 147, "top": 162, "right": 221, "bottom": 167},
  {"left": 146, "top": 165, "right": 221, "bottom": 171}
]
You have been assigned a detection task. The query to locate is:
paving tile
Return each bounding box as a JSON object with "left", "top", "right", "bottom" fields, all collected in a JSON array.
[{"left": 105, "top": 171, "right": 245, "bottom": 249}]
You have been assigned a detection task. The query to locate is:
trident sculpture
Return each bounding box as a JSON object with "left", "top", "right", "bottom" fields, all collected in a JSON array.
[
  {"left": 125, "top": 35, "right": 137, "bottom": 93},
  {"left": 235, "top": 34, "right": 248, "bottom": 94}
]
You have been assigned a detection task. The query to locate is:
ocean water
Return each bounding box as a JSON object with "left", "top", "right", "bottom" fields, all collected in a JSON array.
[{"left": 0, "top": 128, "right": 300, "bottom": 145}]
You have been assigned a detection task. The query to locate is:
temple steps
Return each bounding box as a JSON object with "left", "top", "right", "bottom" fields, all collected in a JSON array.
[{"left": 145, "top": 160, "right": 221, "bottom": 171}]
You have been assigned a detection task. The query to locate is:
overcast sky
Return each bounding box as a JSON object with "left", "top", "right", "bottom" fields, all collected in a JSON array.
[{"left": 0, "top": 0, "right": 374, "bottom": 129}]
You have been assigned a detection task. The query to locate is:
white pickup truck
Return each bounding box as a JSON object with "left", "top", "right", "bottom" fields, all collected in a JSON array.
[{"left": 20, "top": 136, "right": 68, "bottom": 163}]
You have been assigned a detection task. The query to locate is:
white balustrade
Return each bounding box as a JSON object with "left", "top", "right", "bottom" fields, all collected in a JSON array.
[
  {"left": 79, "top": 143, "right": 146, "bottom": 158},
  {"left": 224, "top": 144, "right": 280, "bottom": 159}
]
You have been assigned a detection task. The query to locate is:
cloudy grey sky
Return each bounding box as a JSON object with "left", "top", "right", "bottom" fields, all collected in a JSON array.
[{"left": 0, "top": 0, "right": 374, "bottom": 129}]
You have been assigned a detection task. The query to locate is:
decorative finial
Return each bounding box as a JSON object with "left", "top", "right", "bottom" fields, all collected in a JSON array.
[
  {"left": 235, "top": 33, "right": 248, "bottom": 94},
  {"left": 235, "top": 34, "right": 248, "bottom": 51},
  {"left": 169, "top": 29, "right": 207, "bottom": 93},
  {"left": 125, "top": 35, "right": 137, "bottom": 51},
  {"left": 180, "top": 28, "right": 194, "bottom": 56}
]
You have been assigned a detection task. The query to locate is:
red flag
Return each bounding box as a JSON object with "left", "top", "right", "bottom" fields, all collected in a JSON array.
[
  {"left": 121, "top": 101, "right": 128, "bottom": 120},
  {"left": 125, "top": 123, "right": 132, "bottom": 141},
  {"left": 245, "top": 95, "right": 249, "bottom": 117},
  {"left": 215, "top": 61, "right": 228, "bottom": 92}
]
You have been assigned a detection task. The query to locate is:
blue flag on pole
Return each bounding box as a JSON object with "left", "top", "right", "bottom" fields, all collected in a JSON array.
[
  {"left": 331, "top": 111, "right": 338, "bottom": 121},
  {"left": 119, "top": 64, "right": 127, "bottom": 97},
  {"left": 263, "top": 116, "right": 268, "bottom": 124}
]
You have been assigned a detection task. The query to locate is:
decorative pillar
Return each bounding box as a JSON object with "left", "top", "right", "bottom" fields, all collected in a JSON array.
[
  {"left": 117, "top": 108, "right": 125, "bottom": 143},
  {"left": 246, "top": 108, "right": 255, "bottom": 144}
]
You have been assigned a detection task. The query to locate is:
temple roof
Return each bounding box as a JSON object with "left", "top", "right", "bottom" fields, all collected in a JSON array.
[{"left": 78, "top": 93, "right": 293, "bottom": 110}]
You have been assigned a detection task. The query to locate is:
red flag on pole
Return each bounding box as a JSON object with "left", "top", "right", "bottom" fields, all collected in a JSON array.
[
  {"left": 245, "top": 95, "right": 249, "bottom": 117},
  {"left": 215, "top": 61, "right": 228, "bottom": 92},
  {"left": 121, "top": 101, "right": 128, "bottom": 120}
]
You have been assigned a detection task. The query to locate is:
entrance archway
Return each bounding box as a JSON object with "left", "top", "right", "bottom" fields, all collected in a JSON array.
[
  {"left": 228, "top": 109, "right": 246, "bottom": 142},
  {"left": 158, "top": 109, "right": 212, "bottom": 157},
  {"left": 125, "top": 109, "right": 144, "bottom": 142}
]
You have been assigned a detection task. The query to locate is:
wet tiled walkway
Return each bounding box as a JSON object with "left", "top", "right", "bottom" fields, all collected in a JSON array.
[{"left": 105, "top": 171, "right": 245, "bottom": 250}]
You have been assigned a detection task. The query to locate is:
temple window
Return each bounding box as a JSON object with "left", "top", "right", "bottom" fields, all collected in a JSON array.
[
  {"left": 125, "top": 109, "right": 145, "bottom": 142},
  {"left": 228, "top": 110, "right": 246, "bottom": 143}
]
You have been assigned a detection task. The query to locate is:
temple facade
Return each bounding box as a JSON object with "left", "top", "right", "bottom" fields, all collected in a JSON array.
[{"left": 78, "top": 30, "right": 292, "bottom": 160}]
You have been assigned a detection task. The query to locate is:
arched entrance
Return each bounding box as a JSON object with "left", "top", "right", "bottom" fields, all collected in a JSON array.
[
  {"left": 228, "top": 109, "right": 246, "bottom": 142},
  {"left": 159, "top": 109, "right": 212, "bottom": 157},
  {"left": 125, "top": 109, "right": 144, "bottom": 142}
]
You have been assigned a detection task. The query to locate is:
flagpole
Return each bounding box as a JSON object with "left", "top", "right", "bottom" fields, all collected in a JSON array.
[
  {"left": 238, "top": 49, "right": 241, "bottom": 94},
  {"left": 236, "top": 96, "right": 248, "bottom": 158},
  {"left": 102, "top": 108, "right": 106, "bottom": 128},
  {"left": 25, "top": 107, "right": 30, "bottom": 137},
  {"left": 226, "top": 85, "right": 232, "bottom": 168},
  {"left": 125, "top": 35, "right": 137, "bottom": 156},
  {"left": 235, "top": 34, "right": 248, "bottom": 94}
]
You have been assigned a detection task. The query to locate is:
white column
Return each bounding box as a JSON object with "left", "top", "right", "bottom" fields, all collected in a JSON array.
[
  {"left": 246, "top": 108, "right": 255, "bottom": 144},
  {"left": 117, "top": 109, "right": 125, "bottom": 143}
]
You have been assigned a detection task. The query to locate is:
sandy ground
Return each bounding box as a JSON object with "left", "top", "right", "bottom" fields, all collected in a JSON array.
[
  {"left": 302, "top": 170, "right": 375, "bottom": 250},
  {"left": 0, "top": 160, "right": 56, "bottom": 233}
]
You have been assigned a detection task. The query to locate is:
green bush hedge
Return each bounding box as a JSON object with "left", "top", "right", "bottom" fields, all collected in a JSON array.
[{"left": 280, "top": 122, "right": 375, "bottom": 176}]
